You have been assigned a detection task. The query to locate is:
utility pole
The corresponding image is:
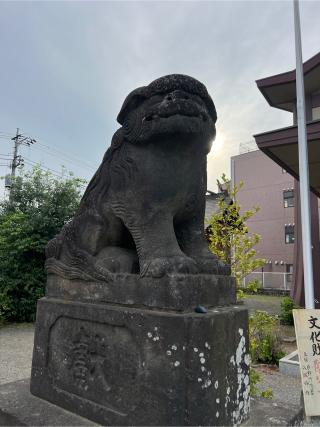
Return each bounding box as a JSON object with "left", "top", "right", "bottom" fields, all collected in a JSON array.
[
  {"left": 293, "top": 0, "right": 315, "bottom": 310},
  {"left": 9, "top": 128, "right": 21, "bottom": 203},
  {"left": 8, "top": 128, "right": 36, "bottom": 202},
  {"left": 11, "top": 128, "right": 20, "bottom": 179}
]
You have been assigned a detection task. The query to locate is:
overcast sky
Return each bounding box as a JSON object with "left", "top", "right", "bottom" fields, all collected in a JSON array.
[{"left": 1, "top": 0, "right": 320, "bottom": 196}]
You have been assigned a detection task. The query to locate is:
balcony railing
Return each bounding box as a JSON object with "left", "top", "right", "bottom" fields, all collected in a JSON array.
[{"left": 243, "top": 271, "right": 293, "bottom": 290}]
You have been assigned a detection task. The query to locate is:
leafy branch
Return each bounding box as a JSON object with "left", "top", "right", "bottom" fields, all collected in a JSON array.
[{"left": 207, "top": 174, "right": 265, "bottom": 296}]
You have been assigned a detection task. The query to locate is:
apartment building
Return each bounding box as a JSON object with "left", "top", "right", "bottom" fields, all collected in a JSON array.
[
  {"left": 231, "top": 150, "right": 295, "bottom": 286},
  {"left": 253, "top": 51, "right": 320, "bottom": 305}
]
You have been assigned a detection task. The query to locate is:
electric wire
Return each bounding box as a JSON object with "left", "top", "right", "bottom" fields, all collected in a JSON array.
[
  {"left": 31, "top": 144, "right": 95, "bottom": 172},
  {"left": 23, "top": 158, "right": 65, "bottom": 177},
  {"left": 0, "top": 129, "right": 96, "bottom": 175},
  {"left": 19, "top": 128, "right": 96, "bottom": 170}
]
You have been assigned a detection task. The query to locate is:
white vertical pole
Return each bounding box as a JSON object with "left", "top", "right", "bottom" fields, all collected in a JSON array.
[{"left": 293, "top": 0, "right": 315, "bottom": 309}]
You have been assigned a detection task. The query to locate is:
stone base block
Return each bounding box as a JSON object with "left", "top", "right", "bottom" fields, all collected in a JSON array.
[
  {"left": 31, "top": 298, "right": 249, "bottom": 426},
  {"left": 46, "top": 273, "right": 236, "bottom": 311}
]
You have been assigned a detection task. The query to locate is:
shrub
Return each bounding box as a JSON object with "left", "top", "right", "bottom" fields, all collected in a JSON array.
[
  {"left": 0, "top": 166, "right": 84, "bottom": 322},
  {"left": 249, "top": 367, "right": 261, "bottom": 397},
  {"left": 245, "top": 278, "right": 260, "bottom": 293},
  {"left": 249, "top": 367, "right": 273, "bottom": 398},
  {"left": 249, "top": 310, "right": 285, "bottom": 364},
  {"left": 280, "top": 297, "right": 299, "bottom": 325}
]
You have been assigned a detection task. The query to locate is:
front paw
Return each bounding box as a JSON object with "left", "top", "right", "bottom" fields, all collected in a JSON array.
[
  {"left": 141, "top": 256, "right": 199, "bottom": 278},
  {"left": 193, "top": 255, "right": 230, "bottom": 275}
]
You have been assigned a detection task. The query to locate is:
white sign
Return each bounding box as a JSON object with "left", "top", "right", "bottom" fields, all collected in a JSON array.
[{"left": 293, "top": 309, "right": 320, "bottom": 416}]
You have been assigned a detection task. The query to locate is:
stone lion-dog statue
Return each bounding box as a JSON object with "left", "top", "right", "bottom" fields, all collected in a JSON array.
[{"left": 46, "top": 74, "right": 229, "bottom": 280}]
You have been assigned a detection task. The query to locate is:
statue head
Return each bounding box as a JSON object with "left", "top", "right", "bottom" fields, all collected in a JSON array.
[{"left": 117, "top": 74, "right": 217, "bottom": 151}]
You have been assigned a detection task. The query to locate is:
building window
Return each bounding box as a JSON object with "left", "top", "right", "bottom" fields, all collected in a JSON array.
[
  {"left": 285, "top": 225, "right": 295, "bottom": 244},
  {"left": 286, "top": 264, "right": 293, "bottom": 274},
  {"left": 286, "top": 264, "right": 293, "bottom": 283},
  {"left": 312, "top": 106, "right": 320, "bottom": 121},
  {"left": 283, "top": 190, "right": 294, "bottom": 207}
]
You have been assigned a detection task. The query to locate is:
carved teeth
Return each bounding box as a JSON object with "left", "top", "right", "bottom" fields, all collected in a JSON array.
[{"left": 145, "top": 109, "right": 207, "bottom": 120}]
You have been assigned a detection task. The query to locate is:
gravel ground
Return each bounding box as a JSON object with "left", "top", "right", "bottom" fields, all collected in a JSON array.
[
  {"left": 255, "top": 364, "right": 302, "bottom": 407},
  {"left": 0, "top": 323, "right": 35, "bottom": 385},
  {"left": 243, "top": 294, "right": 284, "bottom": 316}
]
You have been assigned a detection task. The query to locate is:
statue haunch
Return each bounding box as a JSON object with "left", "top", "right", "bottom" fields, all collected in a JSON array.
[{"left": 46, "top": 74, "right": 229, "bottom": 280}]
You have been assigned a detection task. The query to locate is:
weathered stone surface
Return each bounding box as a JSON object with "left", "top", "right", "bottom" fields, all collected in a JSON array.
[
  {"left": 0, "top": 380, "right": 97, "bottom": 426},
  {"left": 1, "top": 379, "right": 306, "bottom": 427},
  {"left": 46, "top": 273, "right": 236, "bottom": 311},
  {"left": 31, "top": 75, "right": 249, "bottom": 426},
  {"left": 31, "top": 298, "right": 249, "bottom": 426},
  {"left": 45, "top": 74, "right": 229, "bottom": 282}
]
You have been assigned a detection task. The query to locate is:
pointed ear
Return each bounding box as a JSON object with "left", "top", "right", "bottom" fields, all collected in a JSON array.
[{"left": 117, "top": 86, "right": 148, "bottom": 125}]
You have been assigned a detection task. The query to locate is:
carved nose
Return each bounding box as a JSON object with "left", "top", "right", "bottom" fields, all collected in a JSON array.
[{"left": 165, "top": 90, "right": 189, "bottom": 102}]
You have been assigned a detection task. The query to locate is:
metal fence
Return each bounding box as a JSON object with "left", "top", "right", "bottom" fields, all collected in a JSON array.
[{"left": 242, "top": 271, "right": 293, "bottom": 291}]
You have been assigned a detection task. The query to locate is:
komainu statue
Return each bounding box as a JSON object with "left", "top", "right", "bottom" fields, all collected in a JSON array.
[
  {"left": 46, "top": 74, "right": 229, "bottom": 280},
  {"left": 32, "top": 75, "right": 249, "bottom": 427}
]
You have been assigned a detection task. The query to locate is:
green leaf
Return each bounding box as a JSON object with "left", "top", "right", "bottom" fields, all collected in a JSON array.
[{"left": 0, "top": 165, "right": 85, "bottom": 322}]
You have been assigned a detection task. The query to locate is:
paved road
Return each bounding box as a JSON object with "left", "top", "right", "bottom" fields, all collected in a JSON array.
[{"left": 0, "top": 323, "right": 35, "bottom": 385}]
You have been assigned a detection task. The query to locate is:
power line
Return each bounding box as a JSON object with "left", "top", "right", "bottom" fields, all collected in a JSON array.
[
  {"left": 31, "top": 144, "right": 95, "bottom": 171},
  {"left": 22, "top": 160, "right": 87, "bottom": 189},
  {"left": 1, "top": 128, "right": 96, "bottom": 172},
  {"left": 23, "top": 161, "right": 63, "bottom": 178},
  {"left": 0, "top": 128, "right": 88, "bottom": 201},
  {"left": 23, "top": 157, "right": 64, "bottom": 177},
  {"left": 23, "top": 157, "right": 86, "bottom": 181},
  {"left": 36, "top": 141, "right": 96, "bottom": 169},
  {"left": 18, "top": 129, "right": 96, "bottom": 170}
]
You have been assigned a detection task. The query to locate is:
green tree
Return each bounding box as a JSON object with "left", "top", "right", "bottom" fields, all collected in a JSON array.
[
  {"left": 0, "top": 166, "right": 85, "bottom": 322},
  {"left": 207, "top": 174, "right": 265, "bottom": 297}
]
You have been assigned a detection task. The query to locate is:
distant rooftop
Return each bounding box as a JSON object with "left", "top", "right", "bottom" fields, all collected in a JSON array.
[
  {"left": 254, "top": 51, "right": 320, "bottom": 197},
  {"left": 256, "top": 51, "right": 320, "bottom": 112},
  {"left": 238, "top": 140, "right": 259, "bottom": 154}
]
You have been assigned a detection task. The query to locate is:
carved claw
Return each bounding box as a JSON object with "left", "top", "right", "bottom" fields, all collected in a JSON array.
[
  {"left": 141, "top": 256, "right": 199, "bottom": 278},
  {"left": 192, "top": 256, "right": 231, "bottom": 275}
]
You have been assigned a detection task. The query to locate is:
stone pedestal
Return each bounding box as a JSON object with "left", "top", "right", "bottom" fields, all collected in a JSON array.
[{"left": 31, "top": 274, "right": 249, "bottom": 426}]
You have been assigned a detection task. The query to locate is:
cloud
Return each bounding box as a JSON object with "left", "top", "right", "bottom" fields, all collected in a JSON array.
[{"left": 0, "top": 0, "right": 319, "bottom": 194}]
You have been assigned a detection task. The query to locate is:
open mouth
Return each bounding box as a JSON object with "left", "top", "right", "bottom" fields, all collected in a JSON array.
[
  {"left": 142, "top": 97, "right": 210, "bottom": 123},
  {"left": 143, "top": 111, "right": 208, "bottom": 122}
]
